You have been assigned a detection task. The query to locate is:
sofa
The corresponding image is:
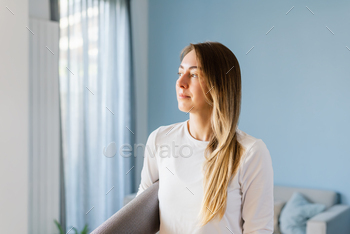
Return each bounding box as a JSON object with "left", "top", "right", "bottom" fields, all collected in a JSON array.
[
  {"left": 273, "top": 185, "right": 350, "bottom": 234},
  {"left": 91, "top": 181, "right": 160, "bottom": 234},
  {"left": 92, "top": 184, "right": 350, "bottom": 234}
]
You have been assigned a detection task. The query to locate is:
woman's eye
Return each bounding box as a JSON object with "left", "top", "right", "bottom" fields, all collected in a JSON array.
[{"left": 177, "top": 72, "right": 198, "bottom": 78}]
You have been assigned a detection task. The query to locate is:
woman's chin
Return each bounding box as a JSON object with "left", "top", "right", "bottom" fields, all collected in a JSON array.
[
  {"left": 178, "top": 104, "right": 187, "bottom": 112},
  {"left": 178, "top": 104, "right": 193, "bottom": 113}
]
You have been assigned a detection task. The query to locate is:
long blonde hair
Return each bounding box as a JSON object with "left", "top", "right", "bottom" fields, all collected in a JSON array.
[{"left": 180, "top": 41, "right": 245, "bottom": 226}]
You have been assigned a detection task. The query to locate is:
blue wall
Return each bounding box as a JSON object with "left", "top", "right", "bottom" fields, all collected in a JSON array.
[{"left": 147, "top": 0, "right": 350, "bottom": 204}]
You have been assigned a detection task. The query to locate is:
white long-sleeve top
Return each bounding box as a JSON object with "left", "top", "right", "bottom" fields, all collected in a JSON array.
[{"left": 136, "top": 119, "right": 274, "bottom": 234}]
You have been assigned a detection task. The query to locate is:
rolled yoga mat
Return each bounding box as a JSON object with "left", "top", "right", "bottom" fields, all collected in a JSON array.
[{"left": 91, "top": 180, "right": 160, "bottom": 234}]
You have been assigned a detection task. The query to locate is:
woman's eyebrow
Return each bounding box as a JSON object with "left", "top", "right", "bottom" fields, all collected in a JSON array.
[{"left": 179, "top": 65, "right": 197, "bottom": 70}]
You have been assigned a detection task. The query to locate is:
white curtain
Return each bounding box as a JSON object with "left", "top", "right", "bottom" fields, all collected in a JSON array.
[{"left": 59, "top": 0, "right": 135, "bottom": 232}]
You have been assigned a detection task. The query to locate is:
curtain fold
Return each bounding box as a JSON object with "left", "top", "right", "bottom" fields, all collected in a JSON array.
[{"left": 59, "top": 0, "right": 135, "bottom": 231}]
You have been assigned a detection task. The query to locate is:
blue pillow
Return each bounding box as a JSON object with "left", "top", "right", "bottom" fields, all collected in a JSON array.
[{"left": 279, "top": 192, "right": 326, "bottom": 234}]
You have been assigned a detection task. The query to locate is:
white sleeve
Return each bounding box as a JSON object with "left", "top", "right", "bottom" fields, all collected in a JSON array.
[
  {"left": 239, "top": 139, "right": 274, "bottom": 234},
  {"left": 136, "top": 128, "right": 160, "bottom": 197}
]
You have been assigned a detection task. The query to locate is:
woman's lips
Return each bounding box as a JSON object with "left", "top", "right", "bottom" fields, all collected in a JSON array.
[{"left": 179, "top": 95, "right": 190, "bottom": 98}]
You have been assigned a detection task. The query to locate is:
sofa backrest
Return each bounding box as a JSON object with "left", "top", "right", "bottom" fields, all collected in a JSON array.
[
  {"left": 274, "top": 185, "right": 338, "bottom": 209},
  {"left": 92, "top": 181, "right": 160, "bottom": 234}
]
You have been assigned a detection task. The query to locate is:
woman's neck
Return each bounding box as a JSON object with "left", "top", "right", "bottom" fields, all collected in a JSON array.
[{"left": 188, "top": 115, "right": 212, "bottom": 142}]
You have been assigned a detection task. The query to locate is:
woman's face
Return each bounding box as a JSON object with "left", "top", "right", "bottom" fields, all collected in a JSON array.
[{"left": 176, "top": 49, "right": 211, "bottom": 114}]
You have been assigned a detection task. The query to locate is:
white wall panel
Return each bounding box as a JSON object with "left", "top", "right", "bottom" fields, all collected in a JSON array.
[{"left": 28, "top": 18, "right": 60, "bottom": 234}]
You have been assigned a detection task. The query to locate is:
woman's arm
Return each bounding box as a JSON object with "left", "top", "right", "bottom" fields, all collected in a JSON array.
[
  {"left": 136, "top": 128, "right": 160, "bottom": 197},
  {"left": 239, "top": 139, "right": 274, "bottom": 234}
]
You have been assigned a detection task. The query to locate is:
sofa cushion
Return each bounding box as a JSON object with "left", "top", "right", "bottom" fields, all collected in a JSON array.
[
  {"left": 274, "top": 200, "right": 286, "bottom": 234},
  {"left": 279, "top": 192, "right": 326, "bottom": 234}
]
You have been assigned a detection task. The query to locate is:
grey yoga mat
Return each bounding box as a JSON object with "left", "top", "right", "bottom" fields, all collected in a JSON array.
[{"left": 91, "top": 180, "right": 160, "bottom": 234}]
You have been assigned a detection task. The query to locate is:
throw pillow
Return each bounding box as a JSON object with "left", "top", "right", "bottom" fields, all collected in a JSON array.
[
  {"left": 279, "top": 192, "right": 326, "bottom": 234},
  {"left": 274, "top": 200, "right": 286, "bottom": 234}
]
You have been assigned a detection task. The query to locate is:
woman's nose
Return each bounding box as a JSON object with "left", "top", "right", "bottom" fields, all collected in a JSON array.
[{"left": 177, "top": 72, "right": 189, "bottom": 88}]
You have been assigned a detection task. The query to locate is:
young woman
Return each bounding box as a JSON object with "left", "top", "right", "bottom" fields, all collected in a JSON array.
[{"left": 136, "top": 41, "right": 274, "bottom": 234}]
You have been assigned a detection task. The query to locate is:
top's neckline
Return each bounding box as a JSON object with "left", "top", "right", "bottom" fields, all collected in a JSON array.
[
  {"left": 183, "top": 119, "right": 241, "bottom": 144},
  {"left": 184, "top": 119, "right": 210, "bottom": 144}
]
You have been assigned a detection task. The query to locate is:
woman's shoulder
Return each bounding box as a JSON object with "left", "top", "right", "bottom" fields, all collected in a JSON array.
[
  {"left": 236, "top": 128, "right": 269, "bottom": 156},
  {"left": 158, "top": 120, "right": 185, "bottom": 133},
  {"left": 148, "top": 120, "right": 186, "bottom": 142},
  {"left": 236, "top": 129, "right": 272, "bottom": 177}
]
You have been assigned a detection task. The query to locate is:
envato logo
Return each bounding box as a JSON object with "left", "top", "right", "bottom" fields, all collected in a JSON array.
[{"left": 103, "top": 141, "right": 194, "bottom": 158}]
